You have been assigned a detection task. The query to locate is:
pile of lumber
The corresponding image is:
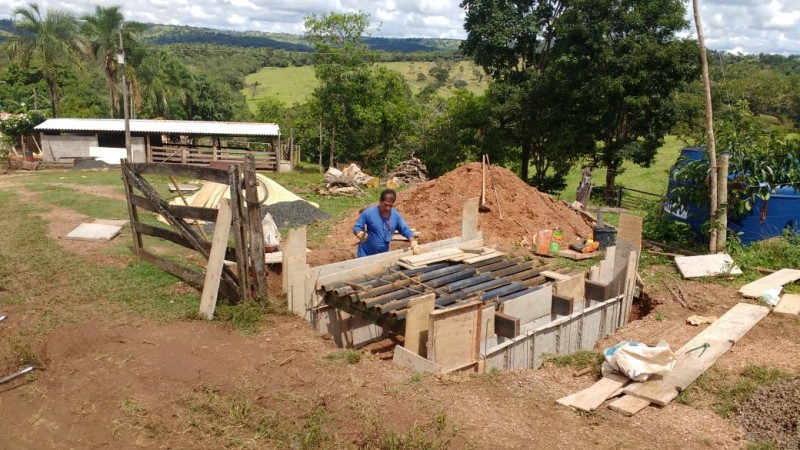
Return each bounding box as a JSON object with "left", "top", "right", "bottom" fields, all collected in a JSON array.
[
  {"left": 387, "top": 158, "right": 428, "bottom": 185},
  {"left": 397, "top": 247, "right": 504, "bottom": 269}
]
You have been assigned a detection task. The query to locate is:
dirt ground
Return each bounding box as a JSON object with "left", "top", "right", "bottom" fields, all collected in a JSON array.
[{"left": 1, "top": 171, "right": 799, "bottom": 449}]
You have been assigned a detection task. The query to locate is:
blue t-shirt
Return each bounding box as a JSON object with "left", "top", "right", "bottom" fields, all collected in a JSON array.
[{"left": 353, "top": 205, "right": 414, "bottom": 257}]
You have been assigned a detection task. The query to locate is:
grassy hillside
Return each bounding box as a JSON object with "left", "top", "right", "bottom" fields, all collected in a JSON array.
[
  {"left": 556, "top": 135, "right": 685, "bottom": 201},
  {"left": 243, "top": 61, "right": 489, "bottom": 109}
]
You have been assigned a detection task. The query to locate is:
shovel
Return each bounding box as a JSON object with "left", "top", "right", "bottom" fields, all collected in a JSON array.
[{"left": 479, "top": 155, "right": 491, "bottom": 213}]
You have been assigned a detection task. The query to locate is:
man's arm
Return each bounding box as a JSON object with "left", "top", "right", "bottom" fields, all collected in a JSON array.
[
  {"left": 395, "top": 212, "right": 420, "bottom": 254},
  {"left": 353, "top": 209, "right": 369, "bottom": 242}
]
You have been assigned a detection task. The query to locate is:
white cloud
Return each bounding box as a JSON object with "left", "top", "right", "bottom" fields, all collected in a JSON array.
[{"left": 1, "top": 1, "right": 799, "bottom": 53}]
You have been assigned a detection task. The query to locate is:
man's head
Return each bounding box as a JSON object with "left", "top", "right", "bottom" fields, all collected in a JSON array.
[{"left": 378, "top": 189, "right": 397, "bottom": 215}]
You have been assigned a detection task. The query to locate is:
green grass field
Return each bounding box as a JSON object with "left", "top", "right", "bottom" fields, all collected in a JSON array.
[
  {"left": 556, "top": 135, "right": 686, "bottom": 201},
  {"left": 242, "top": 61, "right": 488, "bottom": 110}
]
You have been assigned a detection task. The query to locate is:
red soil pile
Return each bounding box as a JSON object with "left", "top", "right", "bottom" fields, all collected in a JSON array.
[{"left": 323, "top": 162, "right": 592, "bottom": 254}]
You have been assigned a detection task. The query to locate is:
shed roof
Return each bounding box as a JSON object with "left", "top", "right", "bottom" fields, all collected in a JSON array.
[{"left": 35, "top": 118, "right": 280, "bottom": 137}]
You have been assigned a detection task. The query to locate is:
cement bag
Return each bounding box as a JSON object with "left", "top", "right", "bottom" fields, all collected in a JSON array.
[{"left": 601, "top": 341, "right": 676, "bottom": 382}]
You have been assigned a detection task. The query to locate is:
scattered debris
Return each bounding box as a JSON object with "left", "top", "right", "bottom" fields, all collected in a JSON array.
[
  {"left": 65, "top": 223, "right": 122, "bottom": 241},
  {"left": 320, "top": 164, "right": 375, "bottom": 196},
  {"left": 674, "top": 253, "right": 742, "bottom": 278},
  {"left": 0, "top": 366, "right": 35, "bottom": 385},
  {"left": 686, "top": 315, "right": 717, "bottom": 325}
]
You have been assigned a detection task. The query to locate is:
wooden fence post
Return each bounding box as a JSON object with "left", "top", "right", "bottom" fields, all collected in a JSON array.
[{"left": 244, "top": 153, "right": 267, "bottom": 298}]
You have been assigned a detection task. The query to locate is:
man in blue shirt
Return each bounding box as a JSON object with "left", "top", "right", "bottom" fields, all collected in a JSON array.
[{"left": 353, "top": 189, "right": 420, "bottom": 257}]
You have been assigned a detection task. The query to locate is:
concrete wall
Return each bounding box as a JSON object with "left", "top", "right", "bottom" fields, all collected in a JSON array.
[
  {"left": 40, "top": 134, "right": 145, "bottom": 163},
  {"left": 40, "top": 134, "right": 97, "bottom": 162}
]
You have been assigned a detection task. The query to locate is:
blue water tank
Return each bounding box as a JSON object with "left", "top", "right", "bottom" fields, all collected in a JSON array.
[{"left": 664, "top": 147, "right": 800, "bottom": 244}]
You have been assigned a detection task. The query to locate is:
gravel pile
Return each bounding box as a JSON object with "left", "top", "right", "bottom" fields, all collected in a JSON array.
[
  {"left": 739, "top": 378, "right": 800, "bottom": 449},
  {"left": 262, "top": 201, "right": 329, "bottom": 228}
]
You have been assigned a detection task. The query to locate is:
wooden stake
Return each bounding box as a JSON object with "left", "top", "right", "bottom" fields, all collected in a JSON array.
[{"left": 199, "top": 198, "right": 233, "bottom": 320}]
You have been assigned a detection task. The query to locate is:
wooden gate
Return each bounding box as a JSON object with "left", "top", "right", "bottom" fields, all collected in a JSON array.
[{"left": 120, "top": 154, "right": 268, "bottom": 309}]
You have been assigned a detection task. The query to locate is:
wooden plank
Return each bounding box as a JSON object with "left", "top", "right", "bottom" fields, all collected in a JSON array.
[
  {"left": 624, "top": 303, "right": 770, "bottom": 406},
  {"left": 404, "top": 294, "right": 436, "bottom": 356},
  {"left": 558, "top": 249, "right": 598, "bottom": 260},
  {"left": 393, "top": 345, "right": 441, "bottom": 374},
  {"left": 462, "top": 197, "right": 479, "bottom": 241},
  {"left": 599, "top": 246, "right": 616, "bottom": 283},
  {"left": 774, "top": 294, "right": 800, "bottom": 315},
  {"left": 199, "top": 198, "right": 233, "bottom": 320},
  {"left": 481, "top": 305, "right": 496, "bottom": 340},
  {"left": 494, "top": 312, "right": 520, "bottom": 338},
  {"left": 552, "top": 293, "right": 574, "bottom": 316},
  {"left": 126, "top": 162, "right": 230, "bottom": 184},
  {"left": 608, "top": 395, "right": 650, "bottom": 416},
  {"left": 122, "top": 171, "right": 143, "bottom": 255},
  {"left": 400, "top": 248, "right": 463, "bottom": 266},
  {"left": 500, "top": 285, "right": 552, "bottom": 324},
  {"left": 229, "top": 166, "right": 249, "bottom": 301},
  {"left": 463, "top": 251, "right": 504, "bottom": 264},
  {"left": 621, "top": 251, "right": 638, "bottom": 327},
  {"left": 585, "top": 280, "right": 610, "bottom": 302},
  {"left": 428, "top": 301, "right": 481, "bottom": 373},
  {"left": 556, "top": 373, "right": 630, "bottom": 412},
  {"left": 244, "top": 154, "right": 267, "bottom": 297},
  {"left": 675, "top": 254, "right": 742, "bottom": 278},
  {"left": 555, "top": 273, "right": 585, "bottom": 301},
  {"left": 190, "top": 182, "right": 226, "bottom": 207},
  {"left": 739, "top": 269, "right": 800, "bottom": 298},
  {"left": 540, "top": 270, "right": 571, "bottom": 281}
]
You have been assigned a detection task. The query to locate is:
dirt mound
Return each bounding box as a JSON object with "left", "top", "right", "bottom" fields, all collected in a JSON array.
[
  {"left": 325, "top": 162, "right": 591, "bottom": 253},
  {"left": 739, "top": 378, "right": 800, "bottom": 449}
]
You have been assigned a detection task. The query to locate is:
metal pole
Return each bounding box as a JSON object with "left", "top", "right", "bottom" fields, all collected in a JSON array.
[{"left": 118, "top": 26, "right": 132, "bottom": 162}]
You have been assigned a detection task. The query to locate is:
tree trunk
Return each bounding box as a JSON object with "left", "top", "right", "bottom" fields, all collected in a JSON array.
[
  {"left": 46, "top": 75, "right": 60, "bottom": 118},
  {"left": 692, "top": 0, "right": 719, "bottom": 253},
  {"left": 520, "top": 140, "right": 531, "bottom": 183},
  {"left": 604, "top": 165, "right": 618, "bottom": 206},
  {"left": 328, "top": 122, "right": 336, "bottom": 168},
  {"left": 105, "top": 54, "right": 118, "bottom": 118}
]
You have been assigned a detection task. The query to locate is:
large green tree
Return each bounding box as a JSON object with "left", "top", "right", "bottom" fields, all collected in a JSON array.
[
  {"left": 8, "top": 3, "right": 85, "bottom": 117},
  {"left": 460, "top": 0, "right": 591, "bottom": 191},
  {"left": 304, "top": 11, "right": 375, "bottom": 167},
  {"left": 552, "top": 0, "right": 698, "bottom": 200},
  {"left": 80, "top": 5, "right": 144, "bottom": 118}
]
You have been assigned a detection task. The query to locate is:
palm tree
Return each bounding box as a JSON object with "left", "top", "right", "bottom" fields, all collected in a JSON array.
[
  {"left": 132, "top": 50, "right": 192, "bottom": 118},
  {"left": 80, "top": 6, "right": 144, "bottom": 118},
  {"left": 8, "top": 3, "right": 85, "bottom": 118}
]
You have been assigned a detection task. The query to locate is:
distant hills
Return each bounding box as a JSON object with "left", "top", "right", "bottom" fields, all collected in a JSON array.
[{"left": 0, "top": 19, "right": 461, "bottom": 53}]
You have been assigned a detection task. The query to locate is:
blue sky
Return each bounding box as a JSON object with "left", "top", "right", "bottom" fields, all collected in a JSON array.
[{"left": 3, "top": 0, "right": 800, "bottom": 54}]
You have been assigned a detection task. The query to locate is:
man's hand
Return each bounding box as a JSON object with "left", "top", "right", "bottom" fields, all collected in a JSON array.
[
  {"left": 356, "top": 230, "right": 368, "bottom": 243},
  {"left": 410, "top": 239, "right": 420, "bottom": 255}
]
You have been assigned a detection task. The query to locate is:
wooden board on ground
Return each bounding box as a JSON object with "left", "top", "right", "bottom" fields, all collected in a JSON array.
[
  {"left": 404, "top": 294, "right": 436, "bottom": 357},
  {"left": 556, "top": 373, "right": 630, "bottom": 412},
  {"left": 739, "top": 269, "right": 800, "bottom": 298},
  {"left": 199, "top": 198, "right": 233, "bottom": 320},
  {"left": 559, "top": 249, "right": 598, "bottom": 260},
  {"left": 463, "top": 251, "right": 505, "bottom": 264},
  {"left": 674, "top": 253, "right": 742, "bottom": 278},
  {"left": 624, "top": 303, "right": 770, "bottom": 406},
  {"left": 399, "top": 248, "right": 464, "bottom": 268},
  {"left": 774, "top": 294, "right": 800, "bottom": 316},
  {"left": 427, "top": 301, "right": 482, "bottom": 373},
  {"left": 500, "top": 285, "right": 551, "bottom": 324},
  {"left": 393, "top": 345, "right": 441, "bottom": 374},
  {"left": 65, "top": 223, "right": 122, "bottom": 241},
  {"left": 608, "top": 395, "right": 650, "bottom": 416}
]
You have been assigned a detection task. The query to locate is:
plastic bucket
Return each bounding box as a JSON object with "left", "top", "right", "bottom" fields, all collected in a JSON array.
[{"left": 593, "top": 226, "right": 617, "bottom": 249}]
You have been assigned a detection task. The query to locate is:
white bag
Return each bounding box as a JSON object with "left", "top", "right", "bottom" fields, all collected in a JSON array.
[
  {"left": 602, "top": 341, "right": 676, "bottom": 382},
  {"left": 262, "top": 213, "right": 281, "bottom": 248}
]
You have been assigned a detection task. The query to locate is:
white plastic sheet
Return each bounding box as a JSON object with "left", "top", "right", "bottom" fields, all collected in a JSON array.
[{"left": 602, "top": 341, "right": 677, "bottom": 382}]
